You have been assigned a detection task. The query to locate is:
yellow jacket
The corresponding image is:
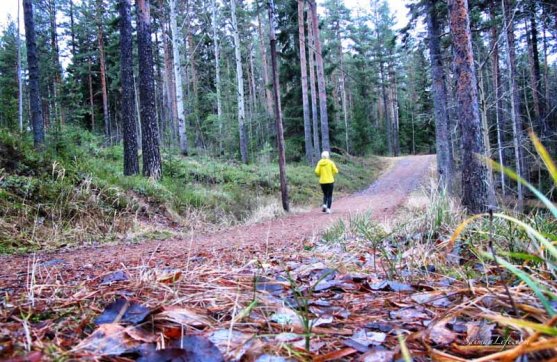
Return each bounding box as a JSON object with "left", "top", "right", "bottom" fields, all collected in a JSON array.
[{"left": 314, "top": 158, "right": 339, "bottom": 184}]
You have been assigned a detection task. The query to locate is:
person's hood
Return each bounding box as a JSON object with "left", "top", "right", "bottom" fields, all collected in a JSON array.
[{"left": 317, "top": 159, "right": 333, "bottom": 167}]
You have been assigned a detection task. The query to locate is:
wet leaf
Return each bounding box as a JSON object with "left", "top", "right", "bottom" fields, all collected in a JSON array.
[
  {"left": 270, "top": 307, "right": 302, "bottom": 327},
  {"left": 95, "top": 298, "right": 150, "bottom": 325},
  {"left": 429, "top": 322, "right": 457, "bottom": 346},
  {"left": 101, "top": 270, "right": 129, "bottom": 285},
  {"left": 365, "top": 322, "right": 393, "bottom": 333},
  {"left": 350, "top": 328, "right": 387, "bottom": 347},
  {"left": 75, "top": 323, "right": 155, "bottom": 356},
  {"left": 157, "top": 270, "right": 182, "bottom": 284},
  {"left": 411, "top": 292, "right": 452, "bottom": 308},
  {"left": 256, "top": 277, "right": 287, "bottom": 295},
  {"left": 370, "top": 280, "right": 414, "bottom": 292},
  {"left": 255, "top": 354, "right": 295, "bottom": 362},
  {"left": 208, "top": 329, "right": 256, "bottom": 361},
  {"left": 154, "top": 306, "right": 212, "bottom": 328},
  {"left": 466, "top": 321, "right": 495, "bottom": 345},
  {"left": 389, "top": 308, "right": 429, "bottom": 320},
  {"left": 314, "top": 348, "right": 358, "bottom": 362},
  {"left": 4, "top": 351, "right": 43, "bottom": 362},
  {"left": 357, "top": 349, "right": 395, "bottom": 362},
  {"left": 170, "top": 335, "right": 224, "bottom": 362}
]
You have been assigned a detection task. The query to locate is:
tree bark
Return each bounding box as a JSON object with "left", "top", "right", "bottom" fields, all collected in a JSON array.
[
  {"left": 17, "top": 0, "right": 23, "bottom": 132},
  {"left": 119, "top": 0, "right": 139, "bottom": 175},
  {"left": 230, "top": 0, "right": 248, "bottom": 163},
  {"left": 268, "top": 0, "right": 290, "bottom": 212},
  {"left": 257, "top": 9, "right": 273, "bottom": 116},
  {"left": 489, "top": 1, "right": 506, "bottom": 195},
  {"left": 298, "top": 0, "right": 313, "bottom": 164},
  {"left": 526, "top": 4, "right": 547, "bottom": 139},
  {"left": 307, "top": 11, "right": 320, "bottom": 160},
  {"left": 96, "top": 0, "right": 111, "bottom": 142},
  {"left": 88, "top": 60, "right": 95, "bottom": 131},
  {"left": 309, "top": 0, "right": 330, "bottom": 152},
  {"left": 503, "top": 0, "right": 524, "bottom": 210},
  {"left": 137, "top": 0, "right": 162, "bottom": 179},
  {"left": 169, "top": 0, "right": 188, "bottom": 155},
  {"left": 426, "top": 0, "right": 454, "bottom": 191},
  {"left": 161, "top": 18, "right": 178, "bottom": 142},
  {"left": 212, "top": 0, "right": 223, "bottom": 153},
  {"left": 448, "top": 0, "right": 494, "bottom": 213},
  {"left": 23, "top": 0, "right": 44, "bottom": 149},
  {"left": 49, "top": 0, "right": 64, "bottom": 127}
]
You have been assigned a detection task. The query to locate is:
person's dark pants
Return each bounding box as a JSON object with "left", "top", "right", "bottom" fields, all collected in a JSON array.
[{"left": 320, "top": 183, "right": 334, "bottom": 209}]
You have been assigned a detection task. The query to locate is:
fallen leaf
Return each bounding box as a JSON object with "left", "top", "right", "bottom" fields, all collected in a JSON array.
[
  {"left": 313, "top": 348, "right": 358, "bottom": 362},
  {"left": 157, "top": 270, "right": 182, "bottom": 284},
  {"left": 208, "top": 329, "right": 256, "bottom": 361},
  {"left": 4, "top": 351, "right": 43, "bottom": 362},
  {"left": 75, "top": 323, "right": 154, "bottom": 356},
  {"left": 357, "top": 349, "right": 395, "bottom": 362},
  {"left": 411, "top": 292, "right": 452, "bottom": 308},
  {"left": 95, "top": 298, "right": 150, "bottom": 325},
  {"left": 350, "top": 328, "right": 386, "bottom": 347},
  {"left": 256, "top": 277, "right": 287, "bottom": 295},
  {"left": 389, "top": 308, "right": 429, "bottom": 320},
  {"left": 466, "top": 321, "right": 495, "bottom": 345},
  {"left": 170, "top": 335, "right": 224, "bottom": 362},
  {"left": 370, "top": 280, "right": 414, "bottom": 292},
  {"left": 365, "top": 322, "right": 393, "bottom": 333},
  {"left": 270, "top": 307, "right": 303, "bottom": 327},
  {"left": 429, "top": 323, "right": 457, "bottom": 346},
  {"left": 154, "top": 306, "right": 212, "bottom": 328},
  {"left": 255, "top": 354, "right": 295, "bottom": 362},
  {"left": 100, "top": 270, "right": 128, "bottom": 285}
]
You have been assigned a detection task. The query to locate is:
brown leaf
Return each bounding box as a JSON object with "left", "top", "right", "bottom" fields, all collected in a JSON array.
[
  {"left": 429, "top": 322, "right": 457, "bottom": 346},
  {"left": 154, "top": 306, "right": 212, "bottom": 328},
  {"left": 313, "top": 348, "right": 357, "bottom": 362},
  {"left": 74, "top": 323, "right": 155, "bottom": 356},
  {"left": 357, "top": 349, "right": 395, "bottom": 362}
]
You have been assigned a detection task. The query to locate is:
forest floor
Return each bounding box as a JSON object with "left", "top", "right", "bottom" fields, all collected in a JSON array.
[{"left": 4, "top": 154, "right": 543, "bottom": 361}]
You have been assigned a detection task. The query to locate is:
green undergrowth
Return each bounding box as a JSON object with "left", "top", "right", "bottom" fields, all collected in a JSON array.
[{"left": 0, "top": 127, "right": 384, "bottom": 254}]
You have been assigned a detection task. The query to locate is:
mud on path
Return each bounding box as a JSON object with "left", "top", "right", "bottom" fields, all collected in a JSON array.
[{"left": 0, "top": 155, "right": 434, "bottom": 287}]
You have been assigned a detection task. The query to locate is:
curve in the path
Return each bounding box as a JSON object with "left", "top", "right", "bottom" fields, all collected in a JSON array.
[{"left": 0, "top": 155, "right": 434, "bottom": 285}]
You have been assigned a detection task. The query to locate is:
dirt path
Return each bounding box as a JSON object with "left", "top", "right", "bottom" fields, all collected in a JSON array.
[{"left": 0, "top": 155, "right": 433, "bottom": 287}]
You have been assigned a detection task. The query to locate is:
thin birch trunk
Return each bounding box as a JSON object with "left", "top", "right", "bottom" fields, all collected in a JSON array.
[
  {"left": 257, "top": 9, "right": 273, "bottom": 116},
  {"left": 309, "top": 0, "right": 329, "bottom": 152},
  {"left": 17, "top": 0, "right": 23, "bottom": 132},
  {"left": 169, "top": 0, "right": 188, "bottom": 155},
  {"left": 212, "top": 0, "right": 223, "bottom": 153},
  {"left": 230, "top": 0, "right": 248, "bottom": 163},
  {"left": 96, "top": 0, "right": 111, "bottom": 142},
  {"left": 503, "top": 0, "right": 524, "bottom": 211},
  {"left": 298, "top": 0, "right": 313, "bottom": 164},
  {"left": 307, "top": 11, "right": 320, "bottom": 159}
]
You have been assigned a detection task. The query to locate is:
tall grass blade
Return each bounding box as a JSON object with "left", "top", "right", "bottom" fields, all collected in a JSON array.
[
  {"left": 485, "top": 158, "right": 557, "bottom": 218},
  {"left": 484, "top": 314, "right": 557, "bottom": 335},
  {"left": 481, "top": 251, "right": 556, "bottom": 316},
  {"left": 530, "top": 132, "right": 557, "bottom": 186}
]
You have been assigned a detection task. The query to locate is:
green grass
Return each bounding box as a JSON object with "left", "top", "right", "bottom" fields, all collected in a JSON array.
[{"left": 0, "top": 127, "right": 384, "bottom": 253}]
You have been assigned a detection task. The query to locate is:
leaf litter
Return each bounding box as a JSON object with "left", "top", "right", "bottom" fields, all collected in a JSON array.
[{"left": 1, "top": 218, "right": 557, "bottom": 361}]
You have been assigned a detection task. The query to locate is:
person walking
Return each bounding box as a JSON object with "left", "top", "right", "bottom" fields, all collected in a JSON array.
[{"left": 314, "top": 151, "right": 339, "bottom": 214}]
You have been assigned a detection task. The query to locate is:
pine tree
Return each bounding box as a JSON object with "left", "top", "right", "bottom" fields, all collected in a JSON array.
[{"left": 136, "top": 0, "right": 162, "bottom": 179}]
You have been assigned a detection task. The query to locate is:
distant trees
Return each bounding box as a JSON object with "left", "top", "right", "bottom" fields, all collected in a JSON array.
[{"left": 2, "top": 0, "right": 556, "bottom": 210}]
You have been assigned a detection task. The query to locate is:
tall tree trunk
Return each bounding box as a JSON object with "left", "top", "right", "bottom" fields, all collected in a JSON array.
[
  {"left": 379, "top": 60, "right": 392, "bottom": 155},
  {"left": 137, "top": 0, "right": 162, "bottom": 179},
  {"left": 503, "top": 0, "right": 524, "bottom": 210},
  {"left": 49, "top": 0, "right": 64, "bottom": 127},
  {"left": 307, "top": 10, "right": 320, "bottom": 159},
  {"left": 268, "top": 0, "right": 289, "bottom": 212},
  {"left": 119, "top": 0, "right": 139, "bottom": 175},
  {"left": 169, "top": 0, "right": 188, "bottom": 155},
  {"left": 17, "top": 0, "right": 23, "bottom": 132},
  {"left": 490, "top": 2, "right": 506, "bottom": 195},
  {"left": 230, "top": 0, "right": 248, "bottom": 163},
  {"left": 69, "top": 0, "right": 76, "bottom": 56},
  {"left": 23, "top": 0, "right": 44, "bottom": 149},
  {"left": 526, "top": 4, "right": 547, "bottom": 139},
  {"left": 212, "top": 0, "right": 223, "bottom": 153},
  {"left": 309, "top": 0, "right": 330, "bottom": 152},
  {"left": 162, "top": 19, "right": 178, "bottom": 143},
  {"left": 426, "top": 0, "right": 453, "bottom": 191},
  {"left": 257, "top": 9, "right": 273, "bottom": 116},
  {"left": 96, "top": 0, "right": 111, "bottom": 142},
  {"left": 338, "top": 36, "right": 349, "bottom": 154},
  {"left": 88, "top": 60, "right": 95, "bottom": 131},
  {"left": 298, "top": 0, "right": 313, "bottom": 164},
  {"left": 448, "top": 0, "right": 494, "bottom": 213}
]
